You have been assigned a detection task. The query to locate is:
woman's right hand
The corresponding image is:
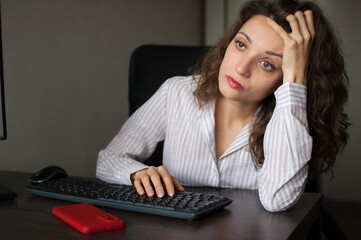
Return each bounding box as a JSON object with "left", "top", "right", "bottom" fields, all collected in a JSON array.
[
  {"left": 267, "top": 10, "right": 315, "bottom": 86},
  {"left": 130, "top": 166, "right": 184, "bottom": 197}
]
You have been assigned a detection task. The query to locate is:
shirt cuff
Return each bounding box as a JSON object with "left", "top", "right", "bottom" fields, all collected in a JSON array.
[{"left": 274, "top": 82, "right": 307, "bottom": 110}]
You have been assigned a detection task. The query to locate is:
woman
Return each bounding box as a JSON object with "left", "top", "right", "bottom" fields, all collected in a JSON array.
[{"left": 96, "top": 0, "right": 349, "bottom": 212}]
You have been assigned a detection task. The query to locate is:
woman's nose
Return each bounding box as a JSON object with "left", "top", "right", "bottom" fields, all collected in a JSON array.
[{"left": 235, "top": 57, "right": 251, "bottom": 78}]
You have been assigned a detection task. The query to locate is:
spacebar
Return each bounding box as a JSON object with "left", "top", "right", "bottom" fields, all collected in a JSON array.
[
  {"left": 98, "top": 198, "right": 174, "bottom": 210},
  {"left": 98, "top": 198, "right": 134, "bottom": 205}
]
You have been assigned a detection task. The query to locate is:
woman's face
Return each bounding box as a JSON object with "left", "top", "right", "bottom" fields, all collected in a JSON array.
[{"left": 218, "top": 15, "right": 284, "bottom": 106}]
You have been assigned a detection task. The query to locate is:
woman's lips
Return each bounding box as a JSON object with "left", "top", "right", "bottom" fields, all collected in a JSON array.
[{"left": 226, "top": 75, "right": 244, "bottom": 90}]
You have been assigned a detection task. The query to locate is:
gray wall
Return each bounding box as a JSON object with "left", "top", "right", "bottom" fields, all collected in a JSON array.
[
  {"left": 0, "top": 0, "right": 203, "bottom": 176},
  {"left": 205, "top": 0, "right": 361, "bottom": 202}
]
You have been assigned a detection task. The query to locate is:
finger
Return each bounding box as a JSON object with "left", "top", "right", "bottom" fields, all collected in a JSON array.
[
  {"left": 157, "top": 166, "right": 175, "bottom": 196},
  {"left": 294, "top": 11, "right": 311, "bottom": 41},
  {"left": 148, "top": 168, "right": 165, "bottom": 198},
  {"left": 133, "top": 178, "right": 145, "bottom": 196},
  {"left": 286, "top": 13, "right": 303, "bottom": 42},
  {"left": 172, "top": 177, "right": 184, "bottom": 192},
  {"left": 140, "top": 174, "right": 155, "bottom": 197},
  {"left": 266, "top": 17, "right": 292, "bottom": 42},
  {"left": 304, "top": 10, "right": 315, "bottom": 37}
]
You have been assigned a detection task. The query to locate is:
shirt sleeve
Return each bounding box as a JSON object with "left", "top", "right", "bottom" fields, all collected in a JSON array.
[
  {"left": 96, "top": 79, "right": 169, "bottom": 185},
  {"left": 257, "top": 82, "right": 312, "bottom": 212}
]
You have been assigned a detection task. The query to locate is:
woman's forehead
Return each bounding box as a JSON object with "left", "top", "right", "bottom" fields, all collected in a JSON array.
[{"left": 238, "top": 15, "right": 284, "bottom": 51}]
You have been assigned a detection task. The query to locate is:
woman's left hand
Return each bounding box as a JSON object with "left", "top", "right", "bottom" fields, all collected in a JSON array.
[{"left": 267, "top": 10, "right": 315, "bottom": 85}]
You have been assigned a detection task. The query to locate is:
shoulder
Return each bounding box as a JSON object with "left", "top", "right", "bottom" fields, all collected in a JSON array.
[
  {"left": 165, "top": 75, "right": 196, "bottom": 88},
  {"left": 164, "top": 75, "right": 198, "bottom": 95},
  {"left": 163, "top": 76, "right": 200, "bottom": 110}
]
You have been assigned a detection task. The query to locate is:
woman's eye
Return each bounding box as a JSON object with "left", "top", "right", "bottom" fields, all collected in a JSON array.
[
  {"left": 236, "top": 40, "right": 245, "bottom": 49},
  {"left": 260, "top": 60, "right": 274, "bottom": 70}
]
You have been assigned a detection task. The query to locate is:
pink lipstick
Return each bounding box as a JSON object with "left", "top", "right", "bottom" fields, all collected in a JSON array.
[{"left": 226, "top": 75, "right": 244, "bottom": 90}]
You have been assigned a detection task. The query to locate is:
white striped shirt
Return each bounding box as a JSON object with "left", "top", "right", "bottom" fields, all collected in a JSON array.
[{"left": 96, "top": 76, "right": 312, "bottom": 212}]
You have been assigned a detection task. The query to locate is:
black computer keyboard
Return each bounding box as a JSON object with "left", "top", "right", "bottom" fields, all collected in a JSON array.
[{"left": 25, "top": 177, "right": 232, "bottom": 220}]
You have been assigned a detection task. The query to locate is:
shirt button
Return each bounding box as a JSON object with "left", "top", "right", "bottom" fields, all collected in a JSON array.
[{"left": 213, "top": 170, "right": 218, "bottom": 177}]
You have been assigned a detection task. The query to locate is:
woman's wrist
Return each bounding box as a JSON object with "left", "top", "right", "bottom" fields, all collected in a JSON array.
[{"left": 283, "top": 71, "right": 306, "bottom": 85}]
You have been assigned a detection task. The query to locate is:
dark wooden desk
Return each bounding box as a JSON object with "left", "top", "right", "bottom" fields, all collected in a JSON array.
[{"left": 0, "top": 170, "right": 322, "bottom": 240}]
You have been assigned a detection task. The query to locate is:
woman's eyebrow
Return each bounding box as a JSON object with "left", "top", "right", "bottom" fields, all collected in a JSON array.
[
  {"left": 238, "top": 31, "right": 252, "bottom": 43},
  {"left": 266, "top": 51, "right": 283, "bottom": 58}
]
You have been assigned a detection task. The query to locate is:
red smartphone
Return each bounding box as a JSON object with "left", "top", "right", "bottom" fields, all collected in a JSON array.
[{"left": 52, "top": 203, "right": 126, "bottom": 234}]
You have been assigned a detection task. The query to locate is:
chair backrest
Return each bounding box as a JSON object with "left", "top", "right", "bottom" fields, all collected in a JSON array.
[
  {"left": 128, "top": 44, "right": 210, "bottom": 115},
  {"left": 128, "top": 45, "right": 210, "bottom": 166}
]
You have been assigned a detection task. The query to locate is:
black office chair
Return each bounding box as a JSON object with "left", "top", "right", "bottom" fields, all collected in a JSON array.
[{"left": 128, "top": 44, "right": 210, "bottom": 166}]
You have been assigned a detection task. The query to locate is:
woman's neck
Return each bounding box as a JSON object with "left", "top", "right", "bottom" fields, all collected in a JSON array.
[
  {"left": 215, "top": 96, "right": 258, "bottom": 126},
  {"left": 214, "top": 96, "right": 259, "bottom": 160}
]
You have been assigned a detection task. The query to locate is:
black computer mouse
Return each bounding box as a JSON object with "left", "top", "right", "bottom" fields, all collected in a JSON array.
[{"left": 30, "top": 166, "right": 68, "bottom": 184}]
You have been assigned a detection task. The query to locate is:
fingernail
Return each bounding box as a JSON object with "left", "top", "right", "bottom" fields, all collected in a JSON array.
[
  {"left": 168, "top": 189, "right": 174, "bottom": 196},
  {"left": 148, "top": 191, "right": 154, "bottom": 197},
  {"left": 157, "top": 191, "right": 164, "bottom": 198},
  {"left": 267, "top": 17, "right": 270, "bottom": 21}
]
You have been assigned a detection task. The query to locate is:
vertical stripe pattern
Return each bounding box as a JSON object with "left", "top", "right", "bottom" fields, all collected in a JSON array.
[{"left": 96, "top": 76, "right": 312, "bottom": 212}]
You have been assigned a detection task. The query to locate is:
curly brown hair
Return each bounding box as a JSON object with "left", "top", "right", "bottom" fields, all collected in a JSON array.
[{"left": 192, "top": 0, "right": 350, "bottom": 181}]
